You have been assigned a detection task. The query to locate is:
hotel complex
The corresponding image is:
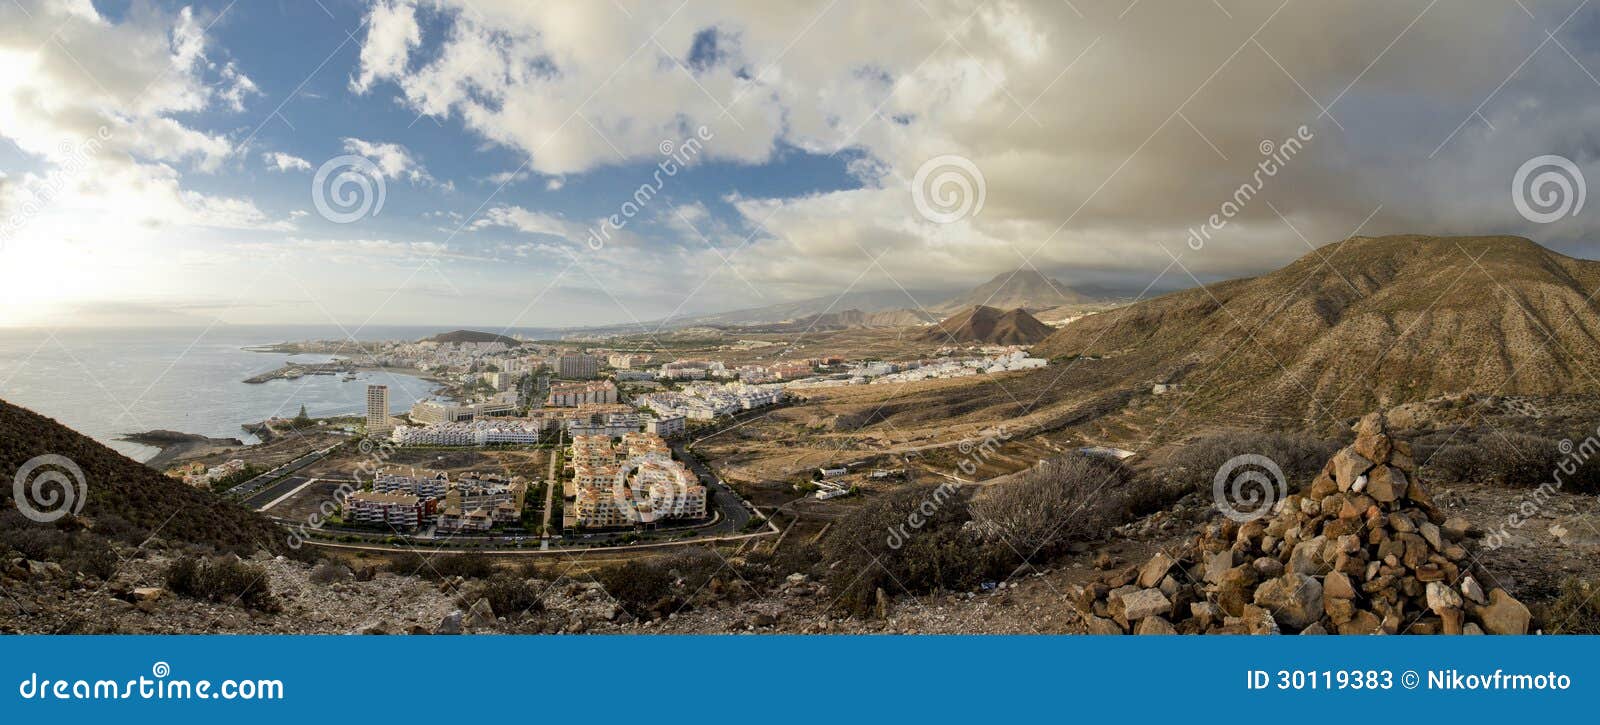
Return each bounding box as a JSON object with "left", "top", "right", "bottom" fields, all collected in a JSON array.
[{"left": 569, "top": 431, "right": 706, "bottom": 529}]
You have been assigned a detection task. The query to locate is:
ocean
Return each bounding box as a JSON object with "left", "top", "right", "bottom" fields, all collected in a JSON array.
[{"left": 0, "top": 325, "right": 469, "bottom": 462}]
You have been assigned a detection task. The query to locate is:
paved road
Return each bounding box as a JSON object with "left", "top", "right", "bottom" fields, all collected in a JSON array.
[
  {"left": 674, "top": 440, "right": 755, "bottom": 536},
  {"left": 540, "top": 429, "right": 562, "bottom": 550},
  {"left": 243, "top": 475, "right": 314, "bottom": 510},
  {"left": 224, "top": 444, "right": 337, "bottom": 501}
]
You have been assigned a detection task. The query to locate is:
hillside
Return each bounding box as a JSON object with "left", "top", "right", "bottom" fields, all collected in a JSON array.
[
  {"left": 920, "top": 306, "right": 1055, "bottom": 345},
  {"left": 1035, "top": 235, "right": 1600, "bottom": 419},
  {"left": 733, "top": 308, "right": 936, "bottom": 333},
  {"left": 934, "top": 268, "right": 1087, "bottom": 313},
  {"left": 0, "top": 398, "right": 299, "bottom": 557},
  {"left": 423, "top": 329, "right": 521, "bottom": 345}
]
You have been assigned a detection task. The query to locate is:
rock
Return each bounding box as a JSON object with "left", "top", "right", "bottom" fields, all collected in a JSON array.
[
  {"left": 1323, "top": 571, "right": 1357, "bottom": 600},
  {"left": 1472, "top": 588, "right": 1531, "bottom": 635},
  {"left": 1119, "top": 588, "right": 1172, "bottom": 621},
  {"left": 1354, "top": 411, "right": 1387, "bottom": 437},
  {"left": 130, "top": 587, "right": 164, "bottom": 602},
  {"left": 1332, "top": 448, "right": 1375, "bottom": 489},
  {"left": 1092, "top": 552, "right": 1116, "bottom": 570},
  {"left": 435, "top": 610, "right": 463, "bottom": 635},
  {"left": 752, "top": 613, "right": 777, "bottom": 627},
  {"left": 1085, "top": 616, "right": 1124, "bottom": 635},
  {"left": 1241, "top": 605, "right": 1279, "bottom": 635},
  {"left": 1204, "top": 550, "right": 1233, "bottom": 584},
  {"left": 1442, "top": 517, "right": 1471, "bottom": 541},
  {"left": 1138, "top": 552, "right": 1175, "bottom": 588},
  {"left": 1425, "top": 581, "right": 1463, "bottom": 614},
  {"left": 1288, "top": 538, "right": 1331, "bottom": 576},
  {"left": 357, "top": 619, "right": 396, "bottom": 635},
  {"left": 1354, "top": 432, "right": 1392, "bottom": 463},
  {"left": 1419, "top": 521, "right": 1443, "bottom": 551},
  {"left": 407, "top": 624, "right": 430, "bottom": 635},
  {"left": 1217, "top": 566, "right": 1259, "bottom": 617},
  {"left": 1439, "top": 607, "right": 1464, "bottom": 635},
  {"left": 1460, "top": 576, "right": 1487, "bottom": 605},
  {"left": 466, "top": 598, "right": 497, "bottom": 628},
  {"left": 1190, "top": 601, "right": 1220, "bottom": 629},
  {"left": 1365, "top": 465, "right": 1405, "bottom": 504},
  {"left": 1252, "top": 557, "right": 1285, "bottom": 579},
  {"left": 1253, "top": 574, "right": 1324, "bottom": 631},
  {"left": 1338, "top": 609, "right": 1382, "bottom": 635},
  {"left": 1463, "top": 622, "right": 1485, "bottom": 635},
  {"left": 1300, "top": 622, "right": 1328, "bottom": 635},
  {"left": 874, "top": 587, "right": 891, "bottom": 619},
  {"left": 1135, "top": 616, "right": 1177, "bottom": 635}
]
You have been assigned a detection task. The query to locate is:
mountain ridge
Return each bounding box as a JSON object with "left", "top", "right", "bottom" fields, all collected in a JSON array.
[
  {"left": 920, "top": 305, "right": 1055, "bottom": 345},
  {"left": 1034, "top": 234, "right": 1600, "bottom": 419}
]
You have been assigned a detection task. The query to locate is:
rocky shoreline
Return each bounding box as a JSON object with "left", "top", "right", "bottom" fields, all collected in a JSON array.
[{"left": 121, "top": 430, "right": 245, "bottom": 469}]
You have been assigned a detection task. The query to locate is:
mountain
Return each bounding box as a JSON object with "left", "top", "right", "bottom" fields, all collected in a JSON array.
[
  {"left": 919, "top": 306, "right": 1055, "bottom": 345},
  {"left": 666, "top": 288, "right": 953, "bottom": 328},
  {"left": 731, "top": 308, "right": 937, "bottom": 333},
  {"left": 1034, "top": 235, "right": 1600, "bottom": 419},
  {"left": 0, "top": 399, "right": 298, "bottom": 557},
  {"left": 423, "top": 329, "right": 521, "bottom": 345},
  {"left": 934, "top": 268, "right": 1087, "bottom": 313}
]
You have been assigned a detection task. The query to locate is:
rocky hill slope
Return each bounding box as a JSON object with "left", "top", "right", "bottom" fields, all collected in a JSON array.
[
  {"left": 422, "top": 329, "right": 521, "bottom": 345},
  {"left": 0, "top": 398, "right": 297, "bottom": 557},
  {"left": 935, "top": 268, "right": 1087, "bottom": 313},
  {"left": 921, "top": 305, "right": 1055, "bottom": 345},
  {"left": 1035, "top": 235, "right": 1600, "bottom": 419}
]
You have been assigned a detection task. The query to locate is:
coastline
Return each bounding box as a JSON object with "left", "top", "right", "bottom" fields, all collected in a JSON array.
[{"left": 121, "top": 430, "right": 246, "bottom": 469}]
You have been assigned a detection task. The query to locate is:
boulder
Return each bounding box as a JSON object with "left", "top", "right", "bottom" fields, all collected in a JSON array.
[
  {"left": 435, "top": 611, "right": 464, "bottom": 635},
  {"left": 1135, "top": 616, "right": 1177, "bottom": 635},
  {"left": 1253, "top": 573, "right": 1324, "bottom": 631},
  {"left": 1472, "top": 589, "right": 1531, "bottom": 635},
  {"left": 1138, "top": 552, "right": 1175, "bottom": 588},
  {"left": 1425, "top": 581, "right": 1463, "bottom": 615},
  {"left": 466, "top": 598, "right": 497, "bottom": 628},
  {"left": 1120, "top": 589, "right": 1172, "bottom": 621}
]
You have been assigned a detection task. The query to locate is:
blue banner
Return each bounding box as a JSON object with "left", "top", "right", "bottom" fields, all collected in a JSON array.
[{"left": 2, "top": 635, "right": 1596, "bottom": 720}]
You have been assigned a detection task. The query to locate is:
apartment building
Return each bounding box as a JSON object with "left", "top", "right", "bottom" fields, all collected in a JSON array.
[
  {"left": 557, "top": 353, "right": 599, "bottom": 379},
  {"left": 366, "top": 384, "right": 392, "bottom": 432},
  {"left": 344, "top": 491, "right": 428, "bottom": 530},
  {"left": 546, "top": 380, "right": 618, "bottom": 407}
]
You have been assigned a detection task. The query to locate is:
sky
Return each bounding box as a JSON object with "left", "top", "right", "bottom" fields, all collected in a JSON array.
[{"left": 3, "top": 0, "right": 1600, "bottom": 330}]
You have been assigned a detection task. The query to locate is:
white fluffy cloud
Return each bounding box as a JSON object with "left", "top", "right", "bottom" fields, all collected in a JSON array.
[
  {"left": 351, "top": 0, "right": 1600, "bottom": 299},
  {"left": 342, "top": 137, "right": 433, "bottom": 184},
  {"left": 263, "top": 152, "right": 313, "bottom": 173},
  {"left": 0, "top": 1, "right": 284, "bottom": 252}
]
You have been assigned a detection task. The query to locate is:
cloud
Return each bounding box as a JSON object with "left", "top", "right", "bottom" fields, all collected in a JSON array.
[
  {"left": 263, "top": 151, "right": 313, "bottom": 173},
  {"left": 347, "top": 0, "right": 1600, "bottom": 300},
  {"left": 342, "top": 137, "right": 433, "bottom": 184}
]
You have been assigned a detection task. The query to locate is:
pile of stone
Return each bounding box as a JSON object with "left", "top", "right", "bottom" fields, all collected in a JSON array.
[{"left": 1070, "top": 412, "right": 1533, "bottom": 635}]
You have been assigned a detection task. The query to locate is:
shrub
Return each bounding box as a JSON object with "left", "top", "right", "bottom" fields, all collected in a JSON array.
[
  {"left": 969, "top": 455, "right": 1130, "bottom": 558},
  {"left": 1156, "top": 430, "right": 1342, "bottom": 494},
  {"left": 163, "top": 555, "right": 279, "bottom": 612},
  {"left": 474, "top": 574, "right": 545, "bottom": 617},
  {"left": 595, "top": 559, "right": 674, "bottom": 616},
  {"left": 822, "top": 485, "right": 1010, "bottom": 617},
  {"left": 309, "top": 561, "right": 352, "bottom": 584},
  {"left": 1539, "top": 578, "right": 1600, "bottom": 634},
  {"left": 387, "top": 552, "right": 496, "bottom": 580}
]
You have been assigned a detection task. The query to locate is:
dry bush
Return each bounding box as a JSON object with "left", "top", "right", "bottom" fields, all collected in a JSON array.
[
  {"left": 969, "top": 455, "right": 1130, "bottom": 558},
  {"left": 1538, "top": 578, "right": 1600, "bottom": 634},
  {"left": 1156, "top": 430, "right": 1343, "bottom": 494},
  {"left": 822, "top": 485, "right": 1010, "bottom": 617},
  {"left": 473, "top": 574, "right": 545, "bottom": 617},
  {"left": 164, "top": 555, "right": 279, "bottom": 612}
]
